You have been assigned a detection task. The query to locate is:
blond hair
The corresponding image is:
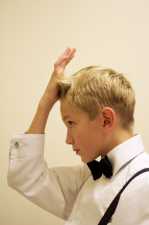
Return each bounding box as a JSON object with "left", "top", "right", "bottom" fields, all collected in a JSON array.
[{"left": 58, "top": 66, "right": 135, "bottom": 130}]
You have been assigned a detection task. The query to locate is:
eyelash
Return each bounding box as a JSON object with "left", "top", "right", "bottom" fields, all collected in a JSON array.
[{"left": 67, "top": 121, "right": 74, "bottom": 126}]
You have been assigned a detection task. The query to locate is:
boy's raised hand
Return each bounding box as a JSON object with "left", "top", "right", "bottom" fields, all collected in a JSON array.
[
  {"left": 54, "top": 47, "right": 76, "bottom": 75},
  {"left": 40, "top": 47, "right": 76, "bottom": 107}
]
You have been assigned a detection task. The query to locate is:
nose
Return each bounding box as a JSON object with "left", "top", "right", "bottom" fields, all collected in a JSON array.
[{"left": 65, "top": 129, "right": 73, "bottom": 145}]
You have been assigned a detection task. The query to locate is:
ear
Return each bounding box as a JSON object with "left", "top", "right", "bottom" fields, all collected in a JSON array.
[{"left": 101, "top": 107, "right": 116, "bottom": 128}]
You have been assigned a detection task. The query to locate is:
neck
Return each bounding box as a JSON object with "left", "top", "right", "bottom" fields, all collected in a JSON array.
[{"left": 102, "top": 127, "right": 134, "bottom": 156}]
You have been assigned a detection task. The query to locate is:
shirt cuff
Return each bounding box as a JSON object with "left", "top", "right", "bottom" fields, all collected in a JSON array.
[{"left": 9, "top": 133, "right": 45, "bottom": 159}]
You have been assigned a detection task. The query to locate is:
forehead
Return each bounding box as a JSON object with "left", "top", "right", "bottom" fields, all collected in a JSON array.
[{"left": 60, "top": 99, "right": 87, "bottom": 121}]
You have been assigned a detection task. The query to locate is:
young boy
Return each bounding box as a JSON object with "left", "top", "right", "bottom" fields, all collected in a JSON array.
[{"left": 8, "top": 48, "right": 149, "bottom": 225}]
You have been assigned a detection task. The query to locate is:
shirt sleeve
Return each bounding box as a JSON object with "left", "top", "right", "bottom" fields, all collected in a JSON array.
[{"left": 7, "top": 133, "right": 91, "bottom": 220}]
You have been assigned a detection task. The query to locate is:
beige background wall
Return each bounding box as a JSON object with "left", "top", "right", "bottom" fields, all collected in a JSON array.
[{"left": 1, "top": 0, "right": 149, "bottom": 224}]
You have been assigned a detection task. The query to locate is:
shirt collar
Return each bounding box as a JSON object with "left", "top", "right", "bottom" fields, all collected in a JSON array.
[{"left": 107, "top": 134, "right": 145, "bottom": 176}]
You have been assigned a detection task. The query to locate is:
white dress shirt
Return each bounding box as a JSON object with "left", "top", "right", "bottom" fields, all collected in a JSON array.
[{"left": 7, "top": 134, "right": 149, "bottom": 225}]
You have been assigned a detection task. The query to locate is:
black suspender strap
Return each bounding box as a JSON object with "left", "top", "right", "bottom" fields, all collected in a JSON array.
[{"left": 98, "top": 168, "right": 149, "bottom": 225}]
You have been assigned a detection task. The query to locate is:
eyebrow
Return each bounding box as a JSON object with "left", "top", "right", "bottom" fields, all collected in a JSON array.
[{"left": 62, "top": 115, "right": 70, "bottom": 121}]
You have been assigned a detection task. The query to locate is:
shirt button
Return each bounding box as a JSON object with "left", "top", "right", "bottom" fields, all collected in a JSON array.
[{"left": 14, "top": 141, "right": 20, "bottom": 148}]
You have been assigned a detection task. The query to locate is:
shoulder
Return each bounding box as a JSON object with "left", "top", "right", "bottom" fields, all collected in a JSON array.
[
  {"left": 112, "top": 161, "right": 149, "bottom": 224},
  {"left": 125, "top": 152, "right": 149, "bottom": 194}
]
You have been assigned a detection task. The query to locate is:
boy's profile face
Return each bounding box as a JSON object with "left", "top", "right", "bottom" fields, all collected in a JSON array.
[{"left": 60, "top": 99, "right": 107, "bottom": 163}]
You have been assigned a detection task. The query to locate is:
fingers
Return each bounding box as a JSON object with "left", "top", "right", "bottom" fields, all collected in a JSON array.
[
  {"left": 55, "top": 47, "right": 76, "bottom": 67},
  {"left": 60, "top": 47, "right": 76, "bottom": 61},
  {"left": 54, "top": 47, "right": 76, "bottom": 74}
]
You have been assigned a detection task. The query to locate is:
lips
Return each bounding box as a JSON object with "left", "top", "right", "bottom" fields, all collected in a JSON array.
[{"left": 73, "top": 149, "right": 80, "bottom": 154}]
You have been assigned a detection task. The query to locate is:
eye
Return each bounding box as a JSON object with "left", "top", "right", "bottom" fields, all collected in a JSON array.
[{"left": 67, "top": 121, "right": 74, "bottom": 127}]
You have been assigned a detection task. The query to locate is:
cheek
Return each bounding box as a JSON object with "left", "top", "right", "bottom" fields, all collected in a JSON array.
[
  {"left": 73, "top": 128, "right": 87, "bottom": 145},
  {"left": 74, "top": 123, "right": 100, "bottom": 149},
  {"left": 75, "top": 129, "right": 93, "bottom": 147},
  {"left": 82, "top": 128, "right": 101, "bottom": 150}
]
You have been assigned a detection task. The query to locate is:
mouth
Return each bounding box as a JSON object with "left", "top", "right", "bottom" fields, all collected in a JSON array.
[{"left": 73, "top": 149, "right": 80, "bottom": 154}]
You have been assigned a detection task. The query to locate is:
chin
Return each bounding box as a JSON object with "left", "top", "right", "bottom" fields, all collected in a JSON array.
[
  {"left": 81, "top": 157, "right": 93, "bottom": 164},
  {"left": 80, "top": 156, "right": 88, "bottom": 163}
]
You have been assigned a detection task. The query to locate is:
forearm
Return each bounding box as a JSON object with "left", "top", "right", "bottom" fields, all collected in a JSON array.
[
  {"left": 24, "top": 47, "right": 76, "bottom": 135},
  {"left": 25, "top": 95, "right": 55, "bottom": 134}
]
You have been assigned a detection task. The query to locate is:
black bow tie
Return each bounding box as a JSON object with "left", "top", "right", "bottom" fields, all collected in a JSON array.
[{"left": 87, "top": 156, "right": 113, "bottom": 180}]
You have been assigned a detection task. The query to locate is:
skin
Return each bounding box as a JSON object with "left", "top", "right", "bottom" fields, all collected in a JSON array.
[
  {"left": 26, "top": 46, "right": 134, "bottom": 162},
  {"left": 25, "top": 47, "right": 76, "bottom": 134},
  {"left": 60, "top": 98, "right": 134, "bottom": 163},
  {"left": 40, "top": 47, "right": 76, "bottom": 106},
  {"left": 45, "top": 47, "right": 134, "bottom": 163}
]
